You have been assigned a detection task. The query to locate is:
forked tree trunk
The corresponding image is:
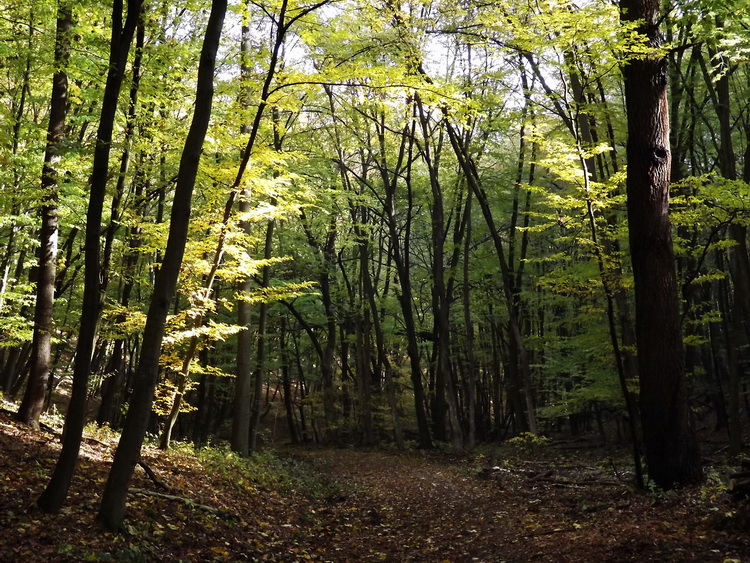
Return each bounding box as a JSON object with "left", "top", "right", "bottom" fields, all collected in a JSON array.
[
  {"left": 620, "top": 0, "right": 702, "bottom": 488},
  {"left": 378, "top": 114, "right": 432, "bottom": 449}
]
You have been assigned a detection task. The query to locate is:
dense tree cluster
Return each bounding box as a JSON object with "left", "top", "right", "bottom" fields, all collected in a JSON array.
[{"left": 2, "top": 0, "right": 749, "bottom": 527}]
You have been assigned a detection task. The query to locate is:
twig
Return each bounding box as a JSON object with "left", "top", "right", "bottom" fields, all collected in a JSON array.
[{"left": 609, "top": 458, "right": 630, "bottom": 485}]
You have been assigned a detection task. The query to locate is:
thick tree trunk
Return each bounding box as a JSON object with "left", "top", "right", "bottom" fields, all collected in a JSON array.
[
  {"left": 16, "top": 2, "right": 71, "bottom": 428},
  {"left": 98, "top": 0, "right": 226, "bottom": 530},
  {"left": 620, "top": 0, "right": 702, "bottom": 488}
]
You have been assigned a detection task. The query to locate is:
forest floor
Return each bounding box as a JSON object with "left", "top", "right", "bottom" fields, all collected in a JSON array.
[{"left": 1, "top": 408, "right": 750, "bottom": 562}]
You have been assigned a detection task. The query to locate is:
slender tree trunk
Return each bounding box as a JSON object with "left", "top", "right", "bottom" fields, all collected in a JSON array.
[
  {"left": 98, "top": 0, "right": 226, "bottom": 530},
  {"left": 231, "top": 17, "right": 255, "bottom": 456},
  {"left": 16, "top": 2, "right": 71, "bottom": 428},
  {"left": 378, "top": 114, "right": 432, "bottom": 449},
  {"left": 620, "top": 0, "right": 702, "bottom": 488},
  {"left": 415, "top": 98, "right": 461, "bottom": 447},
  {"left": 249, "top": 208, "right": 275, "bottom": 452},
  {"left": 462, "top": 189, "right": 477, "bottom": 449},
  {"left": 37, "top": 0, "right": 142, "bottom": 513},
  {"left": 230, "top": 0, "right": 295, "bottom": 453},
  {"left": 279, "top": 316, "right": 299, "bottom": 444},
  {"left": 444, "top": 122, "right": 535, "bottom": 433},
  {"left": 96, "top": 20, "right": 146, "bottom": 428}
]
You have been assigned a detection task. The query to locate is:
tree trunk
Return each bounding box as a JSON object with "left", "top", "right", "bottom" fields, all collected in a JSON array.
[
  {"left": 98, "top": 0, "right": 226, "bottom": 530},
  {"left": 444, "top": 122, "right": 535, "bottom": 434},
  {"left": 37, "top": 0, "right": 142, "bottom": 513},
  {"left": 415, "top": 98, "right": 461, "bottom": 448},
  {"left": 231, "top": 10, "right": 255, "bottom": 457},
  {"left": 249, "top": 212, "right": 275, "bottom": 452},
  {"left": 230, "top": 0, "right": 292, "bottom": 454},
  {"left": 462, "top": 189, "right": 478, "bottom": 449},
  {"left": 279, "top": 316, "right": 299, "bottom": 444},
  {"left": 96, "top": 20, "right": 146, "bottom": 429},
  {"left": 378, "top": 114, "right": 432, "bottom": 449},
  {"left": 620, "top": 0, "right": 702, "bottom": 488},
  {"left": 16, "top": 2, "right": 71, "bottom": 428}
]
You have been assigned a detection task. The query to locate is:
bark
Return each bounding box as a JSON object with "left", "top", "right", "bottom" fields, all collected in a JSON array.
[
  {"left": 16, "top": 2, "right": 71, "bottom": 428},
  {"left": 620, "top": 0, "right": 702, "bottom": 488},
  {"left": 98, "top": 0, "right": 226, "bottom": 530}
]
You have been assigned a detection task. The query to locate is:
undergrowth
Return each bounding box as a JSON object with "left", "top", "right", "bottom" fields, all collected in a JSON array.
[{"left": 170, "top": 442, "right": 342, "bottom": 501}]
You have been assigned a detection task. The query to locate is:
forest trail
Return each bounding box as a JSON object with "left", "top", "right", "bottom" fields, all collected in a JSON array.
[
  {"left": 292, "top": 449, "right": 517, "bottom": 560},
  {"left": 1, "top": 408, "right": 749, "bottom": 562},
  {"left": 288, "top": 448, "right": 747, "bottom": 562}
]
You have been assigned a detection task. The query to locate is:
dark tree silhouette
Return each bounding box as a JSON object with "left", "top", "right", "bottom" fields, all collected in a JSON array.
[
  {"left": 98, "top": 0, "right": 227, "bottom": 531},
  {"left": 620, "top": 0, "right": 703, "bottom": 488}
]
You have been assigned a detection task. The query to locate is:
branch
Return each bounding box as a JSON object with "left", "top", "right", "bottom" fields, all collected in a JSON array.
[
  {"left": 137, "top": 460, "right": 171, "bottom": 491},
  {"left": 129, "top": 488, "right": 239, "bottom": 520}
]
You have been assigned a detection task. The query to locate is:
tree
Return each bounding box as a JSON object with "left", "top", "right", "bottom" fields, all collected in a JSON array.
[
  {"left": 619, "top": 0, "right": 703, "bottom": 488},
  {"left": 98, "top": 0, "right": 227, "bottom": 530},
  {"left": 37, "top": 0, "right": 142, "bottom": 513},
  {"left": 16, "top": 0, "right": 72, "bottom": 429}
]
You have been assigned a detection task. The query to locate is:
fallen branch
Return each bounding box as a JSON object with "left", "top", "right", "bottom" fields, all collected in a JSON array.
[
  {"left": 129, "top": 488, "right": 239, "bottom": 520},
  {"left": 137, "top": 460, "right": 171, "bottom": 491}
]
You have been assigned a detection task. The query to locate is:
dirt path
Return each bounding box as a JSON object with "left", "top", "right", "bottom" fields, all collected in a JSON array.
[
  {"left": 1, "top": 407, "right": 748, "bottom": 562},
  {"left": 298, "top": 450, "right": 515, "bottom": 561},
  {"left": 289, "top": 449, "right": 749, "bottom": 562}
]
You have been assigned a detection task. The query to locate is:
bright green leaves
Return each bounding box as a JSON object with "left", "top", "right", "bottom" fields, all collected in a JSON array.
[{"left": 671, "top": 175, "right": 750, "bottom": 261}]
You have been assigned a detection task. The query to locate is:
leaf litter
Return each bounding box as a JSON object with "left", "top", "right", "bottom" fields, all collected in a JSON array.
[{"left": 0, "top": 410, "right": 748, "bottom": 561}]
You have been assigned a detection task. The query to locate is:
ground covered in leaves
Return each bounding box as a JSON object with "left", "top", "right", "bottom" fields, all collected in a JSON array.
[{"left": 1, "top": 410, "right": 749, "bottom": 562}]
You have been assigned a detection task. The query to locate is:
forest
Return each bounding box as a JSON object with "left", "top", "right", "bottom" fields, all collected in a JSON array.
[{"left": 2, "top": 0, "right": 750, "bottom": 558}]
